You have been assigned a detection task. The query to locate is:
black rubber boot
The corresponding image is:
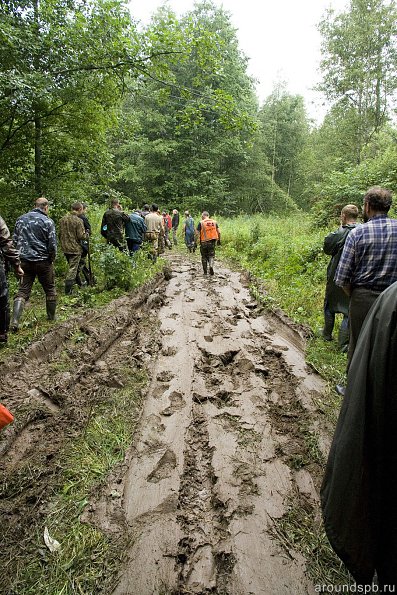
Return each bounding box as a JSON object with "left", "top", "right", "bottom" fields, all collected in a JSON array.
[
  {"left": 46, "top": 300, "right": 57, "bottom": 321},
  {"left": 10, "top": 297, "right": 25, "bottom": 332},
  {"left": 64, "top": 280, "right": 74, "bottom": 295},
  {"left": 322, "top": 313, "right": 334, "bottom": 341},
  {"left": 338, "top": 326, "right": 349, "bottom": 352}
]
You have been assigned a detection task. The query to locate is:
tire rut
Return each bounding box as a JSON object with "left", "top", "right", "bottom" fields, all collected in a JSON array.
[{"left": 112, "top": 255, "right": 324, "bottom": 595}]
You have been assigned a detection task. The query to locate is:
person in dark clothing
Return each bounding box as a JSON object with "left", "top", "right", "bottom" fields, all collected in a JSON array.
[
  {"left": 79, "top": 203, "right": 91, "bottom": 236},
  {"left": 0, "top": 216, "right": 24, "bottom": 343},
  {"left": 322, "top": 204, "right": 358, "bottom": 351},
  {"left": 335, "top": 187, "right": 397, "bottom": 370},
  {"left": 77, "top": 203, "right": 92, "bottom": 286},
  {"left": 321, "top": 281, "right": 397, "bottom": 590},
  {"left": 141, "top": 204, "right": 150, "bottom": 219},
  {"left": 125, "top": 210, "right": 147, "bottom": 255},
  {"left": 12, "top": 197, "right": 57, "bottom": 330},
  {"left": 183, "top": 211, "right": 196, "bottom": 253},
  {"left": 101, "top": 198, "right": 129, "bottom": 251},
  {"left": 171, "top": 209, "right": 179, "bottom": 245}
]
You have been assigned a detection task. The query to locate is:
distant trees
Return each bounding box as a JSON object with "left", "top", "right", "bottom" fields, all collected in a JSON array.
[
  {"left": 258, "top": 85, "right": 310, "bottom": 205},
  {"left": 318, "top": 0, "right": 397, "bottom": 164},
  {"left": 111, "top": 3, "right": 266, "bottom": 215},
  {"left": 0, "top": 0, "right": 179, "bottom": 220},
  {"left": 301, "top": 0, "right": 397, "bottom": 219}
]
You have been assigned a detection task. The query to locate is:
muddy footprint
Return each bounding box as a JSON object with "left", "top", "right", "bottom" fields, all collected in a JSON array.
[{"left": 161, "top": 391, "right": 185, "bottom": 416}]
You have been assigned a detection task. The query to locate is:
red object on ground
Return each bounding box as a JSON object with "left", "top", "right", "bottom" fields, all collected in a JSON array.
[{"left": 0, "top": 404, "right": 14, "bottom": 429}]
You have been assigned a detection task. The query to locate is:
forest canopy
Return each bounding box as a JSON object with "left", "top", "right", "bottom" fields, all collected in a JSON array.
[{"left": 1, "top": 0, "right": 397, "bottom": 224}]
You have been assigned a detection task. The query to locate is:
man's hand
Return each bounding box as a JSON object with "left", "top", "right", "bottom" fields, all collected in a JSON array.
[
  {"left": 217, "top": 239, "right": 221, "bottom": 246},
  {"left": 14, "top": 265, "right": 24, "bottom": 278}
]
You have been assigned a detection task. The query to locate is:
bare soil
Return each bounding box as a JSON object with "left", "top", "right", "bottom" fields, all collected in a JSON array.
[{"left": 0, "top": 254, "right": 331, "bottom": 594}]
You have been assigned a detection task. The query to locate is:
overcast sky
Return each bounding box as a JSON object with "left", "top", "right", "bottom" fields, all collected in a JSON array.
[{"left": 129, "top": 0, "right": 348, "bottom": 121}]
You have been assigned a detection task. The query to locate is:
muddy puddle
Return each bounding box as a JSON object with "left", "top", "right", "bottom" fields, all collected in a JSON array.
[{"left": 0, "top": 255, "right": 330, "bottom": 594}]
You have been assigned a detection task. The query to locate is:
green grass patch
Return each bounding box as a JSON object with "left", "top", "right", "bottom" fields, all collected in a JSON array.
[
  {"left": 6, "top": 373, "right": 147, "bottom": 595},
  {"left": 273, "top": 496, "right": 351, "bottom": 585}
]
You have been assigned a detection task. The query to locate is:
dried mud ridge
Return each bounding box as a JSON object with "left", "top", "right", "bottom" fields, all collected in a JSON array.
[{"left": 0, "top": 256, "right": 330, "bottom": 595}]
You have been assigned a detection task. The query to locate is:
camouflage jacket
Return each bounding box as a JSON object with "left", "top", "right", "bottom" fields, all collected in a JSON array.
[
  {"left": 13, "top": 208, "right": 57, "bottom": 262},
  {"left": 0, "top": 215, "right": 20, "bottom": 268},
  {"left": 101, "top": 208, "right": 129, "bottom": 244},
  {"left": 59, "top": 213, "right": 86, "bottom": 255}
]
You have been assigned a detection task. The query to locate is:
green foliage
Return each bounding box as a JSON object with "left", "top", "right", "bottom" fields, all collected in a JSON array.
[
  {"left": 299, "top": 0, "right": 397, "bottom": 219},
  {"left": 5, "top": 370, "right": 147, "bottom": 595},
  {"left": 221, "top": 213, "right": 328, "bottom": 326},
  {"left": 310, "top": 126, "right": 397, "bottom": 223},
  {"left": 258, "top": 84, "right": 310, "bottom": 204},
  {"left": 319, "top": 0, "right": 397, "bottom": 153},
  {"left": 95, "top": 245, "right": 134, "bottom": 290},
  {"left": 111, "top": 1, "right": 274, "bottom": 215}
]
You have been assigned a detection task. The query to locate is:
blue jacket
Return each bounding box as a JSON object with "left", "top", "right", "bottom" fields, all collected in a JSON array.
[
  {"left": 13, "top": 208, "right": 57, "bottom": 262},
  {"left": 125, "top": 212, "right": 147, "bottom": 244}
]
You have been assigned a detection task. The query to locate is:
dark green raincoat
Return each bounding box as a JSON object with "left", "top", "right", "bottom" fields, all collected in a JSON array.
[{"left": 321, "top": 281, "right": 397, "bottom": 585}]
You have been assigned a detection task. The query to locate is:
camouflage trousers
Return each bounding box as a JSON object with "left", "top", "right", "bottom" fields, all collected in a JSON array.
[{"left": 64, "top": 253, "right": 82, "bottom": 283}]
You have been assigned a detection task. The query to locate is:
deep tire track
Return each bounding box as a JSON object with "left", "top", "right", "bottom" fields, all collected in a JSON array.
[{"left": 111, "top": 255, "right": 325, "bottom": 595}]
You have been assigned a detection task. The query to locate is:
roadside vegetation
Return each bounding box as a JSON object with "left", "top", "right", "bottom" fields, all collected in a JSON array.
[{"left": 5, "top": 370, "right": 147, "bottom": 595}]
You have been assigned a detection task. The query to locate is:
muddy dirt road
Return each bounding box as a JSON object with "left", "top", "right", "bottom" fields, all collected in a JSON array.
[
  {"left": 109, "top": 255, "right": 326, "bottom": 594},
  {"left": 1, "top": 254, "right": 329, "bottom": 594}
]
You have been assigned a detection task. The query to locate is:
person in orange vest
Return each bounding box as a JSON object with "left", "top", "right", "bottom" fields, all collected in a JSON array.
[{"left": 196, "top": 211, "right": 220, "bottom": 275}]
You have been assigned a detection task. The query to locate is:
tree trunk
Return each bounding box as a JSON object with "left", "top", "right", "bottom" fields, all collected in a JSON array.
[
  {"left": 33, "top": 0, "right": 42, "bottom": 195},
  {"left": 34, "top": 112, "right": 42, "bottom": 196}
]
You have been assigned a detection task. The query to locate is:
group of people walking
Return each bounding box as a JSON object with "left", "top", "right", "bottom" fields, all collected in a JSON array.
[
  {"left": 0, "top": 196, "right": 221, "bottom": 344},
  {"left": 0, "top": 197, "right": 93, "bottom": 343},
  {"left": 100, "top": 200, "right": 221, "bottom": 275}
]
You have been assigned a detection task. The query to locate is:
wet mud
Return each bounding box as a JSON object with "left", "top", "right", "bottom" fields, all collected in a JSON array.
[
  {"left": 107, "top": 256, "right": 327, "bottom": 595},
  {"left": 0, "top": 256, "right": 329, "bottom": 594}
]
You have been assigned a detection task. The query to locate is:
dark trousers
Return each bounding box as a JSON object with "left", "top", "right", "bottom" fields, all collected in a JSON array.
[
  {"left": 323, "top": 298, "right": 349, "bottom": 349},
  {"left": 200, "top": 240, "right": 216, "bottom": 271},
  {"left": 126, "top": 239, "right": 142, "bottom": 255},
  {"left": 16, "top": 259, "right": 57, "bottom": 301},
  {"left": 347, "top": 287, "right": 381, "bottom": 370}
]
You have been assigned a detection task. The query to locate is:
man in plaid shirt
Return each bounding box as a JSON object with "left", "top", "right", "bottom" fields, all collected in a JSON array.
[{"left": 335, "top": 187, "right": 397, "bottom": 377}]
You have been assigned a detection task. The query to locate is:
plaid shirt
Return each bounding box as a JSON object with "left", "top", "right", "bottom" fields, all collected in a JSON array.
[{"left": 335, "top": 214, "right": 397, "bottom": 290}]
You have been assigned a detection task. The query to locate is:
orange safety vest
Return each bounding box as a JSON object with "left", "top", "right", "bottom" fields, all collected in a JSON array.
[{"left": 200, "top": 218, "right": 219, "bottom": 242}]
